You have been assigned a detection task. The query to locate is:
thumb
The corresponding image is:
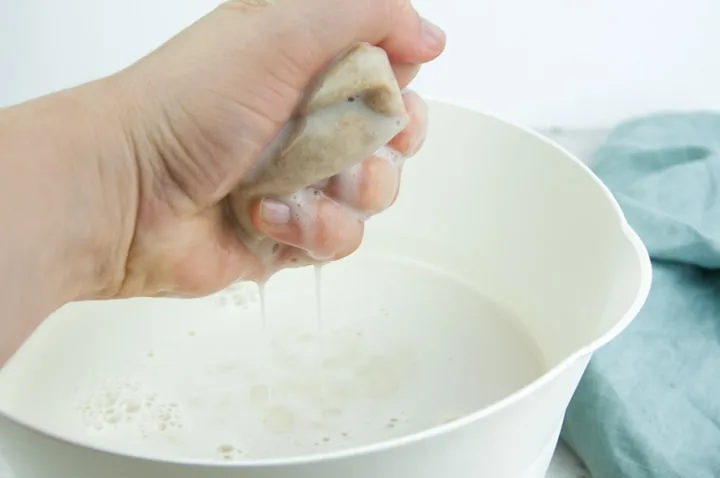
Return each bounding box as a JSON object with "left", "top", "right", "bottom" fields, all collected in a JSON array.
[{"left": 226, "top": 0, "right": 445, "bottom": 84}]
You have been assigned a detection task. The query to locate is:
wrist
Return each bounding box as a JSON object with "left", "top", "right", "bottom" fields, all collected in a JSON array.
[{"left": 0, "top": 77, "right": 139, "bottom": 308}]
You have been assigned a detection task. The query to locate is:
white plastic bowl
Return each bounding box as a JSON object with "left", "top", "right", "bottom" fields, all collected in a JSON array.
[{"left": 0, "top": 101, "right": 651, "bottom": 478}]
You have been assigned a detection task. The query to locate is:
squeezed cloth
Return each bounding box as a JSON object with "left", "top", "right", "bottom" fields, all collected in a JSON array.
[{"left": 561, "top": 113, "right": 720, "bottom": 478}]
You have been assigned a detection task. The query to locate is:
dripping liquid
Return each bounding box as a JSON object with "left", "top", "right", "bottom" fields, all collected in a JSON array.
[
  {"left": 256, "top": 266, "right": 326, "bottom": 403},
  {"left": 257, "top": 282, "right": 273, "bottom": 403},
  {"left": 258, "top": 282, "right": 268, "bottom": 328},
  {"left": 314, "top": 264, "right": 324, "bottom": 330},
  {"left": 315, "top": 264, "right": 327, "bottom": 396}
]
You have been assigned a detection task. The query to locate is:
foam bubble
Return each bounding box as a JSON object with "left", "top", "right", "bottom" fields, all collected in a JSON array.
[
  {"left": 217, "top": 444, "right": 234, "bottom": 454},
  {"left": 124, "top": 398, "right": 141, "bottom": 414},
  {"left": 0, "top": 254, "right": 548, "bottom": 461}
]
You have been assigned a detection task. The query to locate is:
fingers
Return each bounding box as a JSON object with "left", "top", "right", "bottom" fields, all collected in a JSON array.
[
  {"left": 238, "top": 0, "right": 445, "bottom": 82},
  {"left": 242, "top": 90, "right": 426, "bottom": 268},
  {"left": 324, "top": 90, "right": 428, "bottom": 215},
  {"left": 387, "top": 89, "right": 428, "bottom": 157},
  {"left": 250, "top": 193, "right": 364, "bottom": 261},
  {"left": 376, "top": 2, "right": 446, "bottom": 64},
  {"left": 393, "top": 63, "right": 422, "bottom": 89},
  {"left": 324, "top": 155, "right": 400, "bottom": 216}
]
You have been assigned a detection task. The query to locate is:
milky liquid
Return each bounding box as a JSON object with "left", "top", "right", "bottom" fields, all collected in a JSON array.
[
  {"left": 314, "top": 265, "right": 324, "bottom": 330},
  {"left": 257, "top": 282, "right": 273, "bottom": 404},
  {"left": 314, "top": 264, "right": 327, "bottom": 397},
  {"left": 258, "top": 282, "right": 268, "bottom": 328},
  {"left": 0, "top": 251, "right": 547, "bottom": 462},
  {"left": 257, "top": 266, "right": 325, "bottom": 404}
]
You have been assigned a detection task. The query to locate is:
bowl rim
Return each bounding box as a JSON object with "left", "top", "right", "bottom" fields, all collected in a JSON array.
[{"left": 0, "top": 99, "right": 653, "bottom": 469}]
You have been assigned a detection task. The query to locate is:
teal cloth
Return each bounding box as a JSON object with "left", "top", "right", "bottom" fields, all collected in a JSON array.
[{"left": 561, "top": 113, "right": 720, "bottom": 478}]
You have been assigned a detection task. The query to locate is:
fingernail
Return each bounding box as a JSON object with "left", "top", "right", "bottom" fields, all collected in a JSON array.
[
  {"left": 260, "top": 199, "right": 291, "bottom": 224},
  {"left": 421, "top": 17, "right": 445, "bottom": 49}
]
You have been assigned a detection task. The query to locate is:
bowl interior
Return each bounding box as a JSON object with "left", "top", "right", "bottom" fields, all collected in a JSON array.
[
  {"left": 0, "top": 102, "right": 647, "bottom": 464},
  {"left": 368, "top": 101, "right": 647, "bottom": 365}
]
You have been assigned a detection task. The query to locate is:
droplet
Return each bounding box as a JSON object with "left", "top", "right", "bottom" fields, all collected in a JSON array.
[
  {"left": 125, "top": 399, "right": 141, "bottom": 413},
  {"left": 217, "top": 444, "right": 234, "bottom": 454}
]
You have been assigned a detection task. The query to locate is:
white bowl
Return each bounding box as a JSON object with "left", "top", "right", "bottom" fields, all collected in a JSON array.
[{"left": 0, "top": 101, "right": 651, "bottom": 478}]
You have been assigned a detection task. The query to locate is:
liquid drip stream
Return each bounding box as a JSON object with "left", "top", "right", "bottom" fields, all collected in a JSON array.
[
  {"left": 259, "top": 282, "right": 267, "bottom": 328},
  {"left": 315, "top": 264, "right": 327, "bottom": 397},
  {"left": 256, "top": 266, "right": 326, "bottom": 404},
  {"left": 315, "top": 265, "right": 324, "bottom": 330},
  {"left": 258, "top": 282, "right": 273, "bottom": 404}
]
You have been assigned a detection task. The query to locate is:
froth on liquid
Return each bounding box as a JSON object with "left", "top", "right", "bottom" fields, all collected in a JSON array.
[{"left": 0, "top": 252, "right": 546, "bottom": 462}]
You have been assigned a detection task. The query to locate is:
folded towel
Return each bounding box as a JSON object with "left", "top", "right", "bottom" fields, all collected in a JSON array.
[{"left": 561, "top": 113, "right": 720, "bottom": 478}]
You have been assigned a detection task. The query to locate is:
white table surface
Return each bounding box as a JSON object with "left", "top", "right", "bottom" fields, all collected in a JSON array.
[{"left": 0, "top": 128, "right": 604, "bottom": 478}]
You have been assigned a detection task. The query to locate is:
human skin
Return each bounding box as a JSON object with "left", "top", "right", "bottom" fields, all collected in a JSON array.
[{"left": 0, "top": 0, "right": 445, "bottom": 365}]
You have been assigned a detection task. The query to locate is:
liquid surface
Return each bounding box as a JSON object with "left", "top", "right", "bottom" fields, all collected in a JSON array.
[{"left": 0, "top": 252, "right": 545, "bottom": 462}]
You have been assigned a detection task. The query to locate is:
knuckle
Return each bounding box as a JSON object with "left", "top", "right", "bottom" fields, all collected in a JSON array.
[
  {"left": 334, "top": 221, "right": 364, "bottom": 260},
  {"left": 358, "top": 156, "right": 400, "bottom": 214},
  {"left": 313, "top": 200, "right": 363, "bottom": 259}
]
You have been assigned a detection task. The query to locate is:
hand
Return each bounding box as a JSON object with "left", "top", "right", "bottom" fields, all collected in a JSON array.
[
  {"left": 101, "top": 0, "right": 444, "bottom": 297},
  {"left": 0, "top": 0, "right": 444, "bottom": 363}
]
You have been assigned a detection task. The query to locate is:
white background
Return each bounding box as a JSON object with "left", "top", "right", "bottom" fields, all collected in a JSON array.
[{"left": 1, "top": 0, "right": 719, "bottom": 128}]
